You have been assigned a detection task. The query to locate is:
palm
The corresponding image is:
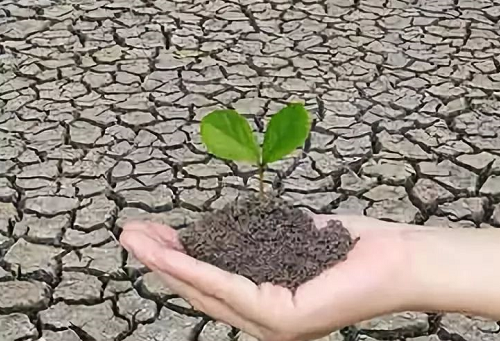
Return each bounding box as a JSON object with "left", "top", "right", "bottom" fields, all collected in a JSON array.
[{"left": 120, "top": 215, "right": 408, "bottom": 341}]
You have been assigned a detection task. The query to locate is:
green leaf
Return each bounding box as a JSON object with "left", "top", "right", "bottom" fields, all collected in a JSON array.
[
  {"left": 200, "top": 109, "right": 260, "bottom": 164},
  {"left": 262, "top": 103, "right": 311, "bottom": 165}
]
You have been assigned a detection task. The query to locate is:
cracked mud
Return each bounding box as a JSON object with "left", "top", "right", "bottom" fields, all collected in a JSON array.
[{"left": 1, "top": 0, "right": 500, "bottom": 340}]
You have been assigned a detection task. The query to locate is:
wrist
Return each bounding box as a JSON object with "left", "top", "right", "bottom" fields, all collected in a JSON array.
[{"left": 402, "top": 226, "right": 500, "bottom": 319}]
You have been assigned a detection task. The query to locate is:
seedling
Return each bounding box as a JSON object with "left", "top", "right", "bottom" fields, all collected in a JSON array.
[
  {"left": 200, "top": 102, "right": 312, "bottom": 199},
  {"left": 182, "top": 103, "right": 357, "bottom": 292}
]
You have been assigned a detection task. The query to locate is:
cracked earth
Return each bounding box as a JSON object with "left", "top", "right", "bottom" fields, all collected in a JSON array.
[{"left": 1, "top": 0, "right": 500, "bottom": 340}]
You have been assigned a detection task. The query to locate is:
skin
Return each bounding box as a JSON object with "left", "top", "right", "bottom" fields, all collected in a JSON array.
[{"left": 120, "top": 215, "right": 500, "bottom": 341}]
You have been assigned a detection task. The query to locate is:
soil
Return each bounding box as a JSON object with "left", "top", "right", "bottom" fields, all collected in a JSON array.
[{"left": 178, "top": 193, "right": 359, "bottom": 291}]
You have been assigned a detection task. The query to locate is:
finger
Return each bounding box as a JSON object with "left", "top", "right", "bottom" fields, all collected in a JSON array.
[
  {"left": 121, "top": 230, "right": 267, "bottom": 323},
  {"left": 120, "top": 227, "right": 170, "bottom": 263},
  {"left": 156, "top": 271, "right": 266, "bottom": 339},
  {"left": 122, "top": 220, "right": 184, "bottom": 251},
  {"left": 141, "top": 221, "right": 185, "bottom": 251}
]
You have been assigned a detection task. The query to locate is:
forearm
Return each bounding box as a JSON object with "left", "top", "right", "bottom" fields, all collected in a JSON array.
[{"left": 403, "top": 226, "right": 500, "bottom": 319}]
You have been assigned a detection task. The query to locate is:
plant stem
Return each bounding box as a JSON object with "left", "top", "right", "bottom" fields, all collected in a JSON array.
[{"left": 258, "top": 164, "right": 264, "bottom": 200}]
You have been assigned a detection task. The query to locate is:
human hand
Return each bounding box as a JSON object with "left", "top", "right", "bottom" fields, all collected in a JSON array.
[{"left": 120, "top": 215, "right": 414, "bottom": 341}]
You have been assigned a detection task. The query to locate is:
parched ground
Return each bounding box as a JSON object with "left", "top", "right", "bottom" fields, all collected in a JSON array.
[{"left": 1, "top": 0, "right": 500, "bottom": 340}]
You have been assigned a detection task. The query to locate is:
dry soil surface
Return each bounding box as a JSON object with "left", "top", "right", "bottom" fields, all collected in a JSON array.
[{"left": 1, "top": 0, "right": 500, "bottom": 340}]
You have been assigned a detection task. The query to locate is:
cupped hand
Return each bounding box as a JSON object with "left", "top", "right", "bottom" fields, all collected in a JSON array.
[{"left": 120, "top": 215, "right": 413, "bottom": 341}]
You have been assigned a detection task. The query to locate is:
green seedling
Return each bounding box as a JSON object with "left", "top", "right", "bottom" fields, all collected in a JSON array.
[{"left": 200, "top": 102, "right": 312, "bottom": 199}]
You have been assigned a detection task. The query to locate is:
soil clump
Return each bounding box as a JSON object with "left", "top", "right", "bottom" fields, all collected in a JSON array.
[{"left": 179, "top": 194, "right": 359, "bottom": 291}]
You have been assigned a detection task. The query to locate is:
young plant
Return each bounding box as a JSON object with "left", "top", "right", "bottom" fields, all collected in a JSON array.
[{"left": 200, "top": 102, "right": 312, "bottom": 198}]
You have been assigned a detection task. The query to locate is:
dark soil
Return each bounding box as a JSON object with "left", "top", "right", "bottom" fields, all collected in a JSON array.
[{"left": 178, "top": 194, "right": 359, "bottom": 291}]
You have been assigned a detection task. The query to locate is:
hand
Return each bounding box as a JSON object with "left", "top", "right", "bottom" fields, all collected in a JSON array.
[{"left": 120, "top": 215, "right": 413, "bottom": 341}]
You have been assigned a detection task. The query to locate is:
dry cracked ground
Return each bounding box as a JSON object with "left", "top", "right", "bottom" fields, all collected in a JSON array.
[{"left": 1, "top": 0, "right": 500, "bottom": 340}]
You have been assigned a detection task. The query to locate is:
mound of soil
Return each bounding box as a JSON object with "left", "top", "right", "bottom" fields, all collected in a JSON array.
[{"left": 178, "top": 194, "right": 359, "bottom": 291}]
